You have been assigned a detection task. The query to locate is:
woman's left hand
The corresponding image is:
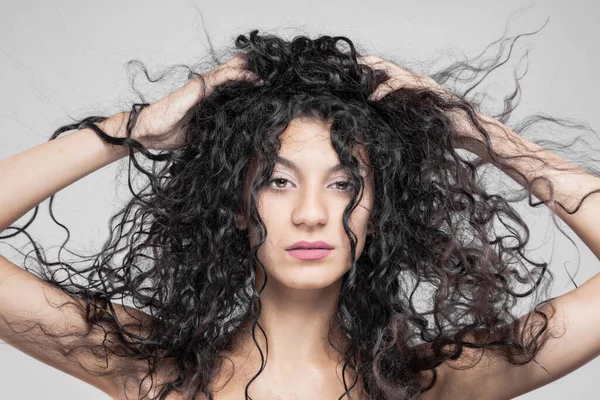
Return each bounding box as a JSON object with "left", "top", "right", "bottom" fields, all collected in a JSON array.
[
  {"left": 358, "top": 54, "right": 484, "bottom": 152},
  {"left": 357, "top": 54, "right": 446, "bottom": 101}
]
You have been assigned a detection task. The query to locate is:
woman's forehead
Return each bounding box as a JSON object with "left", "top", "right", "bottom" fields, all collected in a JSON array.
[
  {"left": 279, "top": 118, "right": 332, "bottom": 147},
  {"left": 278, "top": 118, "right": 370, "bottom": 167}
]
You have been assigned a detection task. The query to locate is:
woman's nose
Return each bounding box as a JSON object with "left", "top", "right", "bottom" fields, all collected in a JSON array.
[{"left": 291, "top": 187, "right": 328, "bottom": 227}]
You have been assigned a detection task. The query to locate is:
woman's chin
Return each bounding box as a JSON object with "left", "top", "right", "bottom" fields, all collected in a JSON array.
[{"left": 273, "top": 267, "right": 347, "bottom": 291}]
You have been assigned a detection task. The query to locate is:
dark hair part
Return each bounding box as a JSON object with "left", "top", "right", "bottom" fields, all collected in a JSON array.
[{"left": 2, "top": 20, "right": 599, "bottom": 400}]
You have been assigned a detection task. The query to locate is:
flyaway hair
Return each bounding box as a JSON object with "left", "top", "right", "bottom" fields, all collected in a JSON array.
[{"left": 2, "top": 20, "right": 600, "bottom": 400}]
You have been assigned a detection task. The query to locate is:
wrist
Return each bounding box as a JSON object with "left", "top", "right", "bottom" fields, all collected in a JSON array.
[
  {"left": 97, "top": 112, "right": 130, "bottom": 139},
  {"left": 450, "top": 110, "right": 495, "bottom": 157}
]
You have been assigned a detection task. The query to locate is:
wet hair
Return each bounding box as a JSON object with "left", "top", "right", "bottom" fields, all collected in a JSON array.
[{"left": 2, "top": 21, "right": 599, "bottom": 400}]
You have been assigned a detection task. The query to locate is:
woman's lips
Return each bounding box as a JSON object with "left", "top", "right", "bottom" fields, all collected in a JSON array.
[{"left": 287, "top": 248, "right": 332, "bottom": 260}]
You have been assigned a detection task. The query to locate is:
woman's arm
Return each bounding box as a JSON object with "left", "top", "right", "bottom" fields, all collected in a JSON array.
[
  {"left": 0, "top": 54, "right": 261, "bottom": 399},
  {"left": 459, "top": 112, "right": 600, "bottom": 260},
  {"left": 0, "top": 113, "right": 130, "bottom": 232},
  {"left": 0, "top": 113, "right": 151, "bottom": 399},
  {"left": 359, "top": 53, "right": 600, "bottom": 398},
  {"left": 446, "top": 112, "right": 600, "bottom": 399}
]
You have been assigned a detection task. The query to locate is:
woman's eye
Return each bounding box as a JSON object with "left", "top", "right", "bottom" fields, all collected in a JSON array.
[
  {"left": 333, "top": 181, "right": 349, "bottom": 191},
  {"left": 268, "top": 177, "right": 353, "bottom": 192},
  {"left": 271, "top": 178, "right": 289, "bottom": 189}
]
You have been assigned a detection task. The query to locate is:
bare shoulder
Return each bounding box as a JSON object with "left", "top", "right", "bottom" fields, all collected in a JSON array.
[
  {"left": 412, "top": 340, "right": 483, "bottom": 400},
  {"left": 416, "top": 361, "right": 463, "bottom": 400},
  {"left": 420, "top": 290, "right": 600, "bottom": 399},
  {"left": 0, "top": 255, "right": 158, "bottom": 399},
  {"left": 111, "top": 355, "right": 181, "bottom": 400}
]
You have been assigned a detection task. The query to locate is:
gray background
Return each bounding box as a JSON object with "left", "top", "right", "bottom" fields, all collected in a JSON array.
[{"left": 1, "top": 0, "right": 599, "bottom": 399}]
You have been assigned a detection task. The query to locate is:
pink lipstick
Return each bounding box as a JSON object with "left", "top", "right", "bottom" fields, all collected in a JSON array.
[
  {"left": 286, "top": 240, "right": 333, "bottom": 261},
  {"left": 287, "top": 248, "right": 332, "bottom": 260}
]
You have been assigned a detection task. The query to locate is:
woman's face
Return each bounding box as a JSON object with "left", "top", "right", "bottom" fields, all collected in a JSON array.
[{"left": 247, "top": 118, "right": 375, "bottom": 290}]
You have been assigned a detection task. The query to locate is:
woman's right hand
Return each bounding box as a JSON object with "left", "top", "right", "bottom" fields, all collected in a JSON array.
[{"left": 99, "top": 53, "right": 262, "bottom": 151}]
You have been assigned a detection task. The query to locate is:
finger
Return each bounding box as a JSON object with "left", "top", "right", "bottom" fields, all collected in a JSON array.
[
  {"left": 239, "top": 70, "right": 262, "bottom": 82},
  {"left": 369, "top": 80, "right": 399, "bottom": 101},
  {"left": 246, "top": 72, "right": 264, "bottom": 85},
  {"left": 226, "top": 69, "right": 263, "bottom": 86},
  {"left": 358, "top": 54, "right": 382, "bottom": 63},
  {"left": 358, "top": 55, "right": 387, "bottom": 67},
  {"left": 368, "top": 87, "right": 382, "bottom": 101},
  {"left": 226, "top": 54, "right": 249, "bottom": 68}
]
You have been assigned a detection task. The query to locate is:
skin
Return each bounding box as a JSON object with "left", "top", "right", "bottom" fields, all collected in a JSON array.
[{"left": 230, "top": 117, "right": 375, "bottom": 390}]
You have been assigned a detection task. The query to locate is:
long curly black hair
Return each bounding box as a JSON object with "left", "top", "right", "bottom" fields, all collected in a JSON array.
[{"left": 2, "top": 22, "right": 599, "bottom": 400}]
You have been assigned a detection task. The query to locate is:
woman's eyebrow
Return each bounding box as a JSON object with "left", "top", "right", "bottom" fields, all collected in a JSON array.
[{"left": 275, "top": 155, "right": 367, "bottom": 174}]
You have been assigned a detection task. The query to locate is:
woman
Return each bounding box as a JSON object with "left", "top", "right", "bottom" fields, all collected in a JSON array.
[{"left": 1, "top": 28, "right": 599, "bottom": 400}]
